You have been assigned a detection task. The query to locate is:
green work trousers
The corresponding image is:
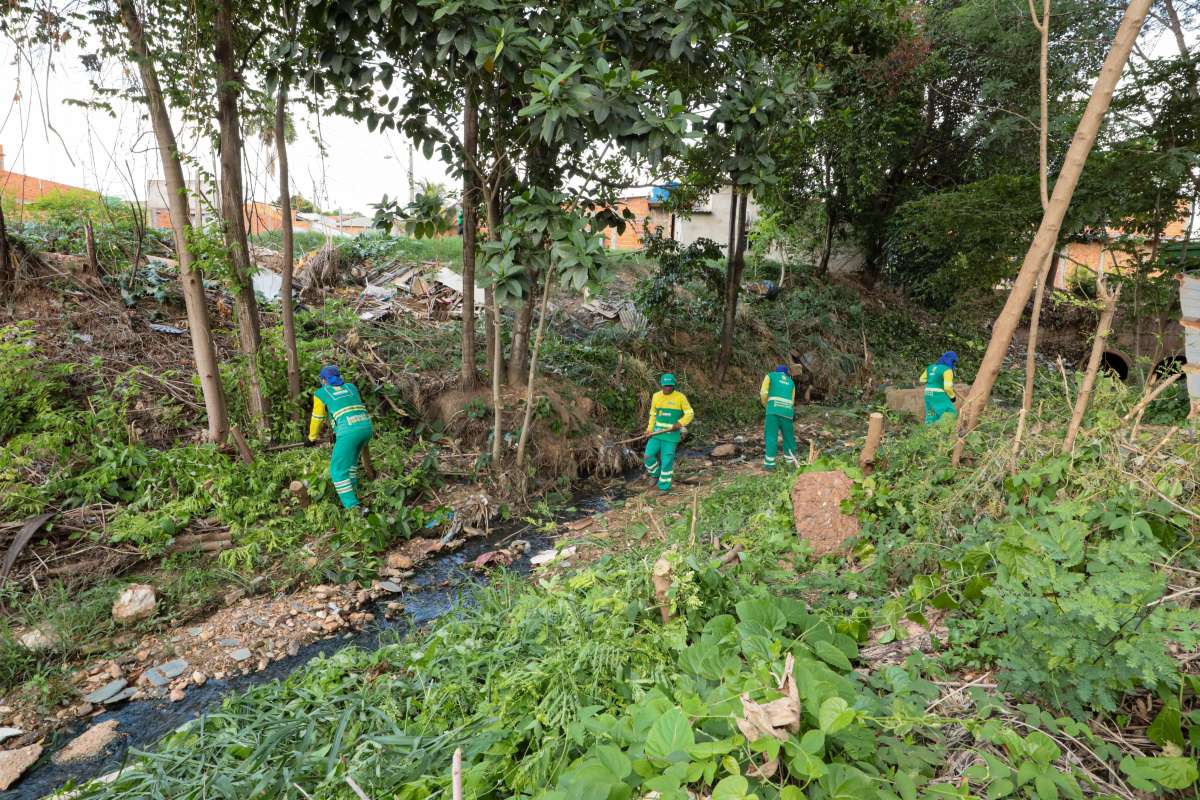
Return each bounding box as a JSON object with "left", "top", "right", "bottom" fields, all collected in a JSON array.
[
  {"left": 924, "top": 390, "right": 957, "bottom": 426},
  {"left": 763, "top": 414, "right": 797, "bottom": 470},
  {"left": 330, "top": 423, "right": 373, "bottom": 508},
  {"left": 644, "top": 435, "right": 678, "bottom": 492}
]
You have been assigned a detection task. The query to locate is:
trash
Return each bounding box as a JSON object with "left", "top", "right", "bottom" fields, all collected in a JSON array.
[
  {"left": 530, "top": 545, "right": 577, "bottom": 567},
  {"left": 581, "top": 300, "right": 621, "bottom": 320},
  {"left": 745, "top": 279, "right": 780, "bottom": 299},
  {"left": 471, "top": 550, "right": 515, "bottom": 570},
  {"left": 0, "top": 728, "right": 23, "bottom": 744},
  {"left": 252, "top": 268, "right": 284, "bottom": 301},
  {"left": 148, "top": 323, "right": 186, "bottom": 335}
]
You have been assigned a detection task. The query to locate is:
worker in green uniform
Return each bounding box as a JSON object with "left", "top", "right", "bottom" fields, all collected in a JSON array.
[
  {"left": 643, "top": 374, "right": 694, "bottom": 492},
  {"left": 307, "top": 365, "right": 374, "bottom": 510},
  {"left": 760, "top": 365, "right": 798, "bottom": 470},
  {"left": 920, "top": 351, "right": 958, "bottom": 425}
]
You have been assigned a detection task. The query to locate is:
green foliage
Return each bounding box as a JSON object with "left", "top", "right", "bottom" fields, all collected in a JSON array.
[
  {"left": 5, "top": 189, "right": 170, "bottom": 271},
  {"left": 886, "top": 175, "right": 1042, "bottom": 308},
  {"left": 633, "top": 233, "right": 726, "bottom": 323}
]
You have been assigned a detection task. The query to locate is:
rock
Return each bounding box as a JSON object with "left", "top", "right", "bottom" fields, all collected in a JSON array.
[
  {"left": 106, "top": 688, "right": 136, "bottom": 705},
  {"left": 218, "top": 638, "right": 241, "bottom": 648},
  {"left": 213, "top": 671, "right": 226, "bottom": 681},
  {"left": 187, "top": 627, "right": 203, "bottom": 637},
  {"left": 199, "top": 630, "right": 215, "bottom": 642},
  {"left": 191, "top": 671, "right": 207, "bottom": 686},
  {"left": 0, "top": 742, "right": 43, "bottom": 790},
  {"left": 229, "top": 648, "right": 252, "bottom": 663},
  {"left": 286, "top": 641, "right": 300, "bottom": 657},
  {"left": 711, "top": 443, "right": 739, "bottom": 458},
  {"left": 224, "top": 588, "right": 246, "bottom": 605},
  {"left": 790, "top": 470, "right": 859, "bottom": 557},
  {"left": 256, "top": 658, "right": 268, "bottom": 672},
  {"left": 384, "top": 602, "right": 404, "bottom": 619},
  {"left": 52, "top": 720, "right": 121, "bottom": 765},
  {"left": 378, "top": 581, "right": 404, "bottom": 593},
  {"left": 106, "top": 661, "right": 123, "bottom": 680},
  {"left": 168, "top": 688, "right": 186, "bottom": 702},
  {"left": 386, "top": 553, "right": 414, "bottom": 570},
  {"left": 112, "top": 584, "right": 156, "bottom": 624},
  {"left": 142, "top": 659, "right": 188, "bottom": 687},
  {"left": 18, "top": 626, "right": 59, "bottom": 652},
  {"left": 83, "top": 679, "right": 128, "bottom": 704},
  {"left": 74, "top": 703, "right": 94, "bottom": 717}
]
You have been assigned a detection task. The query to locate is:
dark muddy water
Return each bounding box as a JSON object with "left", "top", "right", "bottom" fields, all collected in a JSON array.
[{"left": 9, "top": 482, "right": 631, "bottom": 800}]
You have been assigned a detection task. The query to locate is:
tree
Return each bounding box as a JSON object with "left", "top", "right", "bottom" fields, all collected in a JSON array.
[
  {"left": 272, "top": 0, "right": 303, "bottom": 419},
  {"left": 116, "top": 0, "right": 232, "bottom": 444},
  {"left": 214, "top": 0, "right": 270, "bottom": 437},
  {"left": 956, "top": 0, "right": 1156, "bottom": 453}
]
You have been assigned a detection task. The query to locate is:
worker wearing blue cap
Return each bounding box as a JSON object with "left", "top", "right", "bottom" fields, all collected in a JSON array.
[
  {"left": 760, "top": 365, "right": 798, "bottom": 470},
  {"left": 644, "top": 373, "right": 694, "bottom": 492},
  {"left": 307, "top": 365, "right": 374, "bottom": 509},
  {"left": 920, "top": 352, "right": 959, "bottom": 425}
]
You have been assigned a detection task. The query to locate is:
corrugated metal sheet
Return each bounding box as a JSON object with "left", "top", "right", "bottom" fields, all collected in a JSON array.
[{"left": 1181, "top": 277, "right": 1200, "bottom": 412}]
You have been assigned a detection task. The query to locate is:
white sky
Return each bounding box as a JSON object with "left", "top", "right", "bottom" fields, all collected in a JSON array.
[{"left": 0, "top": 36, "right": 452, "bottom": 214}]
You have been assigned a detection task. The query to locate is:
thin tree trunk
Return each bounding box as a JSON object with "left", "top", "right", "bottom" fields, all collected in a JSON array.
[
  {"left": 117, "top": 0, "right": 229, "bottom": 443},
  {"left": 716, "top": 190, "right": 750, "bottom": 385},
  {"left": 954, "top": 0, "right": 1153, "bottom": 455},
  {"left": 84, "top": 220, "right": 100, "bottom": 276},
  {"left": 275, "top": 73, "right": 301, "bottom": 420},
  {"left": 508, "top": 288, "right": 534, "bottom": 384},
  {"left": 484, "top": 182, "right": 504, "bottom": 464},
  {"left": 1028, "top": 0, "right": 1050, "bottom": 210},
  {"left": 460, "top": 82, "right": 479, "bottom": 389},
  {"left": 1062, "top": 275, "right": 1120, "bottom": 453},
  {"left": 715, "top": 186, "right": 742, "bottom": 384},
  {"left": 0, "top": 196, "right": 13, "bottom": 298},
  {"left": 818, "top": 200, "right": 834, "bottom": 276},
  {"left": 215, "top": 0, "right": 270, "bottom": 437},
  {"left": 515, "top": 269, "right": 554, "bottom": 467}
]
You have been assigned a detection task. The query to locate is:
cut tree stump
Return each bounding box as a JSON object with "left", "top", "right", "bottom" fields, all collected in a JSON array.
[
  {"left": 290, "top": 480, "right": 311, "bottom": 508},
  {"left": 790, "top": 471, "right": 858, "bottom": 557},
  {"left": 885, "top": 384, "right": 971, "bottom": 419}
]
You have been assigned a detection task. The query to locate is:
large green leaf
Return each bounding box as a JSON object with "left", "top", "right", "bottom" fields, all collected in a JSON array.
[{"left": 645, "top": 708, "right": 695, "bottom": 762}]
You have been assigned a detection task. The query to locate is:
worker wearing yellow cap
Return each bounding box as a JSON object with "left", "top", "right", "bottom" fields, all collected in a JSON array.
[{"left": 644, "top": 373, "right": 694, "bottom": 492}]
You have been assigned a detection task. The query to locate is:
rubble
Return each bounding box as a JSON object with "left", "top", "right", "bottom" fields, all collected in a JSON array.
[
  {"left": 357, "top": 263, "right": 484, "bottom": 322},
  {"left": 52, "top": 720, "right": 121, "bottom": 765}
]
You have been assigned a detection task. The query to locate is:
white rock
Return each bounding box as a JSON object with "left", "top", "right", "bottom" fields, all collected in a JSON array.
[
  {"left": 18, "top": 626, "right": 58, "bottom": 652},
  {"left": 112, "top": 584, "right": 157, "bottom": 623}
]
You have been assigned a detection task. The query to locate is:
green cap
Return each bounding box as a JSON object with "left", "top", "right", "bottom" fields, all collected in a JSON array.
[{"left": 660, "top": 373, "right": 676, "bottom": 387}]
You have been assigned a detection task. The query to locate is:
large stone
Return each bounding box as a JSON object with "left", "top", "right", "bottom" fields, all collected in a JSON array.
[
  {"left": 884, "top": 384, "right": 972, "bottom": 419},
  {"left": 83, "top": 679, "right": 128, "bottom": 705},
  {"left": 18, "top": 626, "right": 58, "bottom": 652},
  {"left": 790, "top": 471, "right": 859, "bottom": 557},
  {"left": 112, "top": 584, "right": 156, "bottom": 624},
  {"left": 52, "top": 720, "right": 121, "bottom": 765},
  {"left": 386, "top": 553, "right": 414, "bottom": 570},
  {"left": 0, "top": 742, "right": 42, "bottom": 790},
  {"left": 710, "top": 443, "right": 739, "bottom": 458},
  {"left": 142, "top": 659, "right": 189, "bottom": 688}
]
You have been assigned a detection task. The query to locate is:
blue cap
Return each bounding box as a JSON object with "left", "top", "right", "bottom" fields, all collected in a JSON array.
[
  {"left": 775, "top": 365, "right": 788, "bottom": 373},
  {"left": 319, "top": 365, "right": 344, "bottom": 386}
]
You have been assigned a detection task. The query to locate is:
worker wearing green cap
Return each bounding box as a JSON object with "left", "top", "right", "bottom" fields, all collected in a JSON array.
[{"left": 643, "top": 373, "right": 694, "bottom": 492}]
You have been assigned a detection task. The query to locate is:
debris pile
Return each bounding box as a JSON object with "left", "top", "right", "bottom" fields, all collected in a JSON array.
[
  {"left": 579, "top": 299, "right": 647, "bottom": 333},
  {"left": 357, "top": 263, "right": 484, "bottom": 322}
]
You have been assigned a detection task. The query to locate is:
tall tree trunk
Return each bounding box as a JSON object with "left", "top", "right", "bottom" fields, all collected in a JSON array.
[
  {"left": 460, "top": 82, "right": 479, "bottom": 389},
  {"left": 0, "top": 196, "right": 12, "bottom": 299},
  {"left": 515, "top": 269, "right": 554, "bottom": 467},
  {"left": 715, "top": 185, "right": 741, "bottom": 384},
  {"left": 954, "top": 0, "right": 1153, "bottom": 452},
  {"left": 117, "top": 0, "right": 229, "bottom": 443},
  {"left": 716, "top": 189, "right": 749, "bottom": 385},
  {"left": 1062, "top": 275, "right": 1120, "bottom": 453},
  {"left": 275, "top": 73, "right": 301, "bottom": 421},
  {"left": 484, "top": 189, "right": 506, "bottom": 388},
  {"left": 484, "top": 182, "right": 505, "bottom": 464},
  {"left": 215, "top": 0, "right": 270, "bottom": 437},
  {"left": 817, "top": 200, "right": 834, "bottom": 276},
  {"left": 507, "top": 286, "right": 534, "bottom": 385}
]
